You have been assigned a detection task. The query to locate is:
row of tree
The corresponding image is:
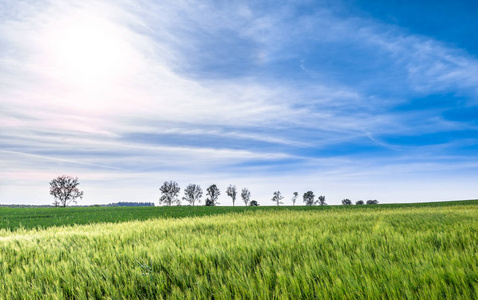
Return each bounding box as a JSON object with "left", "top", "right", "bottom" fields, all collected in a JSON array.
[
  {"left": 48, "top": 176, "right": 379, "bottom": 207},
  {"left": 159, "top": 181, "right": 255, "bottom": 206},
  {"left": 159, "top": 181, "right": 380, "bottom": 207}
]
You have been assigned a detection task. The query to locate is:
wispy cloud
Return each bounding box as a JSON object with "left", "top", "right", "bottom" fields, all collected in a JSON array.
[{"left": 0, "top": 149, "right": 122, "bottom": 170}]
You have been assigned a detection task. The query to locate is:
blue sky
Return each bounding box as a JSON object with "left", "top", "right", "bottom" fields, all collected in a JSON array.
[{"left": 1, "top": 0, "right": 477, "bottom": 205}]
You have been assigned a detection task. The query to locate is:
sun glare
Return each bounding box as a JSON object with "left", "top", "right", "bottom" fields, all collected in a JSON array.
[{"left": 48, "top": 14, "right": 133, "bottom": 90}]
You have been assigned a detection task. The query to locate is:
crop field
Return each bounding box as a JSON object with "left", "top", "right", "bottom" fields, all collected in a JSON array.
[
  {"left": 1, "top": 202, "right": 478, "bottom": 299},
  {"left": 2, "top": 200, "right": 476, "bottom": 231}
]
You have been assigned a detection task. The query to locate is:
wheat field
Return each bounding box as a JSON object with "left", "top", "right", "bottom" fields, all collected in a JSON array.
[{"left": 1, "top": 205, "right": 477, "bottom": 299}]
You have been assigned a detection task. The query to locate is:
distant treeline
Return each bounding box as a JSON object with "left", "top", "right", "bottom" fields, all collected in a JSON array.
[{"left": 106, "top": 202, "right": 155, "bottom": 207}]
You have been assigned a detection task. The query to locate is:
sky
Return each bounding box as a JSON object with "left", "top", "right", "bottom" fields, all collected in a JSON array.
[{"left": 1, "top": 0, "right": 477, "bottom": 206}]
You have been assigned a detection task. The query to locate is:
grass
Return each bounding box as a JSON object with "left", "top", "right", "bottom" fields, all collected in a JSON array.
[
  {"left": 0, "top": 202, "right": 477, "bottom": 298},
  {"left": 1, "top": 199, "right": 477, "bottom": 231}
]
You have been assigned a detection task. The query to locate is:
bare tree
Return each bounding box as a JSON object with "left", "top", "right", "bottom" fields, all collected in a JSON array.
[
  {"left": 159, "top": 181, "right": 181, "bottom": 206},
  {"left": 183, "top": 184, "right": 203, "bottom": 206},
  {"left": 206, "top": 184, "right": 220, "bottom": 206},
  {"left": 49, "top": 175, "right": 84, "bottom": 207},
  {"left": 303, "top": 191, "right": 316, "bottom": 206},
  {"left": 342, "top": 199, "right": 352, "bottom": 205},
  {"left": 241, "top": 188, "right": 251, "bottom": 206},
  {"left": 291, "top": 192, "right": 298, "bottom": 206},
  {"left": 226, "top": 185, "right": 237, "bottom": 206},
  {"left": 272, "top": 191, "right": 284, "bottom": 206},
  {"left": 318, "top": 195, "right": 327, "bottom": 206}
]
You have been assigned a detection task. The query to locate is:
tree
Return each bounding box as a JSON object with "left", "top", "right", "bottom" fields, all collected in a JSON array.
[
  {"left": 49, "top": 175, "right": 84, "bottom": 207},
  {"left": 342, "top": 199, "right": 352, "bottom": 205},
  {"left": 291, "top": 192, "right": 298, "bottom": 206},
  {"left": 226, "top": 185, "right": 237, "bottom": 206},
  {"left": 205, "top": 184, "right": 220, "bottom": 206},
  {"left": 249, "top": 200, "right": 259, "bottom": 206},
  {"left": 366, "top": 199, "right": 379, "bottom": 205},
  {"left": 159, "top": 181, "right": 181, "bottom": 206},
  {"left": 271, "top": 191, "right": 284, "bottom": 206},
  {"left": 356, "top": 200, "right": 364, "bottom": 205},
  {"left": 182, "top": 184, "right": 203, "bottom": 206},
  {"left": 318, "top": 195, "right": 327, "bottom": 206},
  {"left": 241, "top": 188, "right": 251, "bottom": 206},
  {"left": 303, "top": 191, "right": 316, "bottom": 206}
]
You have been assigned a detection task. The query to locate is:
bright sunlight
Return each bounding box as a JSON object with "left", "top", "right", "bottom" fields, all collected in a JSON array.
[{"left": 47, "top": 13, "right": 133, "bottom": 90}]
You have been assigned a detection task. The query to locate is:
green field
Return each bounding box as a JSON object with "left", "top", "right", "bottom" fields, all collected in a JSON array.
[
  {"left": 2, "top": 199, "right": 477, "bottom": 231},
  {"left": 1, "top": 201, "right": 478, "bottom": 298}
]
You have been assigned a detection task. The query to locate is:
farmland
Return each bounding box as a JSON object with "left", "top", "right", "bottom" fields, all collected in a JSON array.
[
  {"left": 1, "top": 201, "right": 478, "bottom": 298},
  {"left": 2, "top": 199, "right": 477, "bottom": 231}
]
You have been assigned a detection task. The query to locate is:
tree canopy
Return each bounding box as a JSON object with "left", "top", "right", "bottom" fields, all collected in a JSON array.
[
  {"left": 271, "top": 191, "right": 284, "bottom": 206},
  {"left": 159, "top": 181, "right": 181, "bottom": 206},
  {"left": 183, "top": 184, "right": 203, "bottom": 206},
  {"left": 226, "top": 185, "right": 237, "bottom": 206},
  {"left": 291, "top": 192, "right": 299, "bottom": 206},
  {"left": 303, "top": 191, "right": 316, "bottom": 206},
  {"left": 49, "top": 175, "right": 84, "bottom": 207},
  {"left": 241, "top": 188, "right": 251, "bottom": 206},
  {"left": 206, "top": 184, "right": 220, "bottom": 206}
]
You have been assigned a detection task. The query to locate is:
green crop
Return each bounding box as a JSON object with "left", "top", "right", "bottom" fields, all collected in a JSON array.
[
  {"left": 1, "top": 199, "right": 476, "bottom": 231},
  {"left": 1, "top": 203, "right": 477, "bottom": 299}
]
